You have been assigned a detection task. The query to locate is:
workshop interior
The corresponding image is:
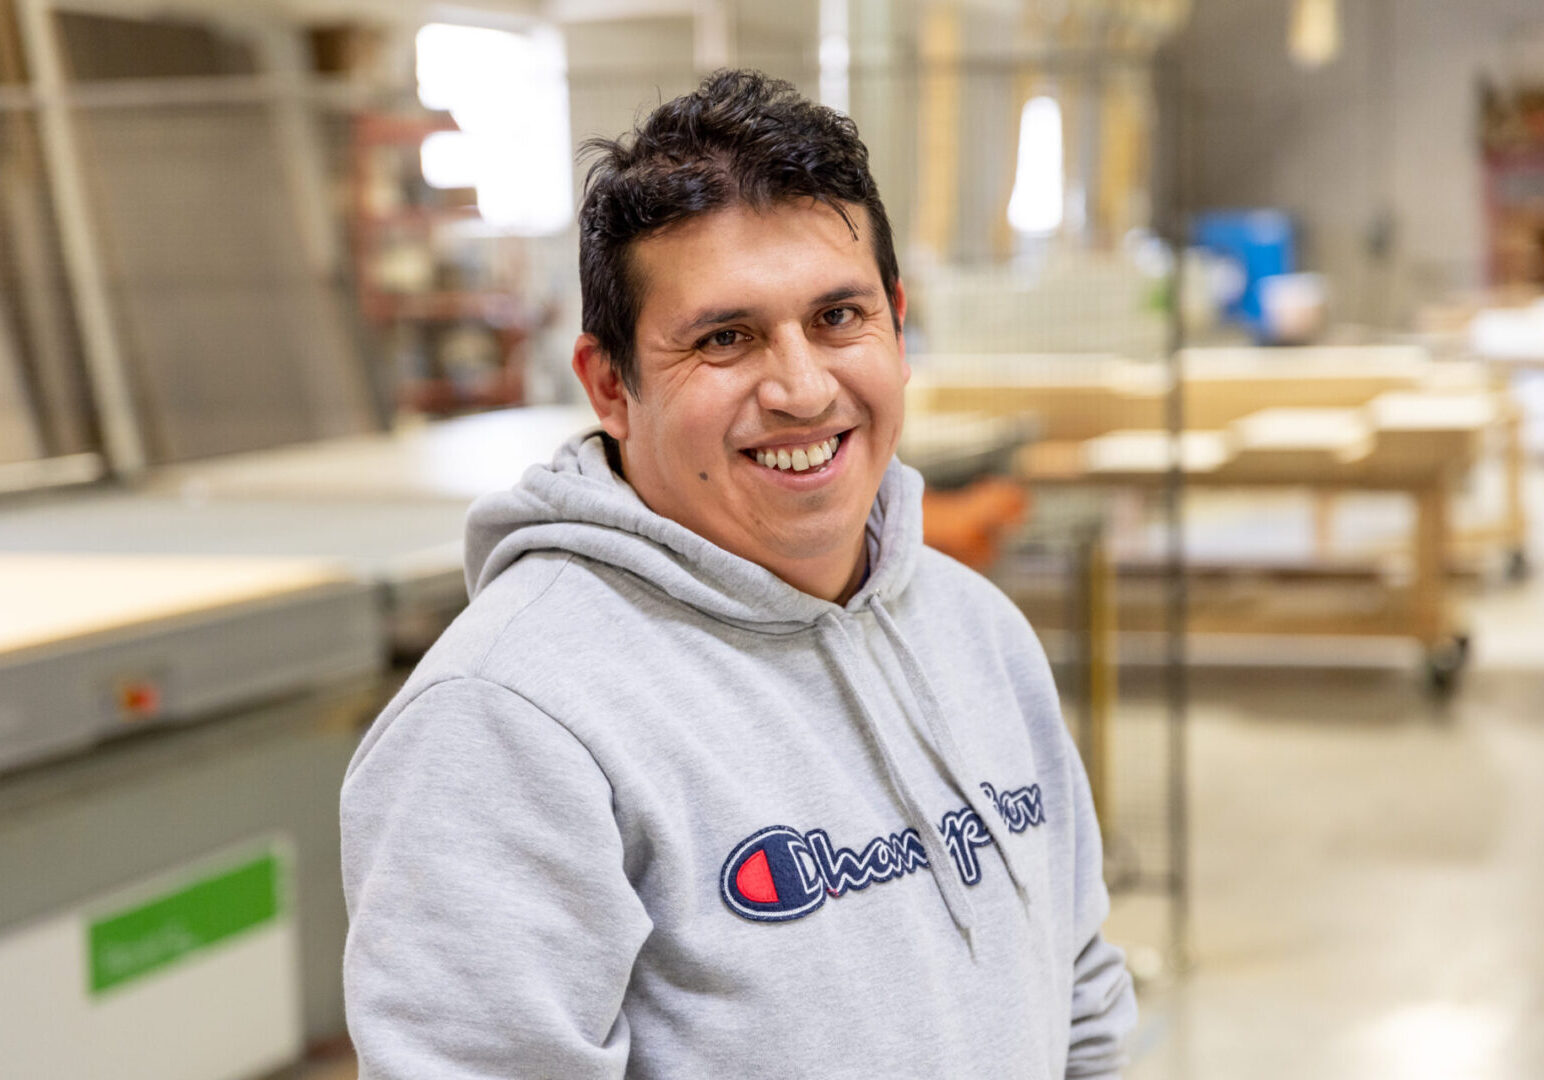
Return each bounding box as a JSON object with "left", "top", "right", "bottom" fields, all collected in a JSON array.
[{"left": 2, "top": 0, "right": 1543, "bottom": 1077}]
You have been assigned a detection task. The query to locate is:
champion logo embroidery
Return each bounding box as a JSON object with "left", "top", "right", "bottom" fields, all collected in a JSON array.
[{"left": 720, "top": 782, "right": 1044, "bottom": 923}]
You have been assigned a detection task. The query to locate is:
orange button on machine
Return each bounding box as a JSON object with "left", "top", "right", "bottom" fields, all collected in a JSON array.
[{"left": 116, "top": 680, "right": 163, "bottom": 721}]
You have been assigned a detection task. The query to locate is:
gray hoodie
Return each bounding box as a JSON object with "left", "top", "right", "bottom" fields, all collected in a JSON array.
[{"left": 341, "top": 431, "right": 1136, "bottom": 1079}]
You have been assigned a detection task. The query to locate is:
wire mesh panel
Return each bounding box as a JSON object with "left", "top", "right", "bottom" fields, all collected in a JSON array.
[
  {"left": 43, "top": 10, "right": 380, "bottom": 464},
  {"left": 69, "top": 98, "right": 378, "bottom": 461},
  {"left": 889, "top": 39, "right": 1190, "bottom": 966},
  {"left": 0, "top": 101, "right": 99, "bottom": 479}
]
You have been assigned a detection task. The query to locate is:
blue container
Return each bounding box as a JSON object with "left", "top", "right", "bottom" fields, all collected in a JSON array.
[{"left": 1192, "top": 209, "right": 1296, "bottom": 337}]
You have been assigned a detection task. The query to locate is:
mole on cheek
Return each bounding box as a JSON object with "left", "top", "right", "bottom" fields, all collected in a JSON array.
[{"left": 698, "top": 472, "right": 709, "bottom": 481}]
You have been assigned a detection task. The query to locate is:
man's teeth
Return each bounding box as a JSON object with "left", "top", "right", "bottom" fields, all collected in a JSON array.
[{"left": 755, "top": 435, "right": 840, "bottom": 472}]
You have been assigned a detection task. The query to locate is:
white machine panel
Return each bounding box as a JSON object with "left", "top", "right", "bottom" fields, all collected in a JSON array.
[
  {"left": 0, "top": 837, "right": 301, "bottom": 1080},
  {"left": 0, "top": 554, "right": 381, "bottom": 774}
]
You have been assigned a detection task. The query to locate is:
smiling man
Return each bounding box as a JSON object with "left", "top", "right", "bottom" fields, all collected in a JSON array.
[
  {"left": 576, "top": 196, "right": 907, "bottom": 604},
  {"left": 341, "top": 71, "right": 1135, "bottom": 1079}
]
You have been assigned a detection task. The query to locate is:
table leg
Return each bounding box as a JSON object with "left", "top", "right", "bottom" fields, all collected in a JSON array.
[
  {"left": 1504, "top": 400, "right": 1529, "bottom": 578},
  {"left": 1313, "top": 491, "right": 1337, "bottom": 561},
  {"left": 1412, "top": 478, "right": 1451, "bottom": 649}
]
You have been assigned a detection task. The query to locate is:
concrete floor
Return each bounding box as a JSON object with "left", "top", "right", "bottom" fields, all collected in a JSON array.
[
  {"left": 1111, "top": 491, "right": 1544, "bottom": 1079},
  {"left": 1114, "top": 661, "right": 1544, "bottom": 1079}
]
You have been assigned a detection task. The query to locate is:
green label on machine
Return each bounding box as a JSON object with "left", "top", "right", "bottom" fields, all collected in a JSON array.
[{"left": 87, "top": 851, "right": 282, "bottom": 995}]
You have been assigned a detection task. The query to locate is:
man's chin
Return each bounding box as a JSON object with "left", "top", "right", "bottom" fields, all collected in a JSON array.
[{"left": 737, "top": 523, "right": 867, "bottom": 570}]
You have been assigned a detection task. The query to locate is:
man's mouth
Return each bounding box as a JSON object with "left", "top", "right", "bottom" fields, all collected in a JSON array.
[{"left": 745, "top": 432, "right": 844, "bottom": 473}]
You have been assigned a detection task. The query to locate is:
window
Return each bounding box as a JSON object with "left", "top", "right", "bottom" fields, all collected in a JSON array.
[
  {"left": 415, "top": 22, "right": 573, "bottom": 235},
  {"left": 1007, "top": 96, "right": 1063, "bottom": 236},
  {"left": 818, "top": 0, "right": 850, "bottom": 114}
]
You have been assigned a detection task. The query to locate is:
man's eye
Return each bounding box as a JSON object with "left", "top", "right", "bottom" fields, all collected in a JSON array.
[
  {"left": 700, "top": 329, "right": 743, "bottom": 349},
  {"left": 821, "top": 306, "right": 857, "bottom": 328}
]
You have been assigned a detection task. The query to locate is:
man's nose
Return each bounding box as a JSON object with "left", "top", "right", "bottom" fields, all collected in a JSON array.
[{"left": 757, "top": 328, "right": 838, "bottom": 418}]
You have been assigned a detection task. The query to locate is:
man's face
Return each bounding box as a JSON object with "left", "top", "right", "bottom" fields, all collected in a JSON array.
[{"left": 587, "top": 199, "right": 908, "bottom": 601}]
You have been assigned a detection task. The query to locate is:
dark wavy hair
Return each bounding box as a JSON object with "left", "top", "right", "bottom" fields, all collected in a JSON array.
[{"left": 577, "top": 69, "right": 900, "bottom": 397}]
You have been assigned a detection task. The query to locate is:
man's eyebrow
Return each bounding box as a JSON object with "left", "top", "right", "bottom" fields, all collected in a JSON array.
[
  {"left": 812, "top": 283, "right": 880, "bottom": 307},
  {"left": 679, "top": 307, "right": 752, "bottom": 336}
]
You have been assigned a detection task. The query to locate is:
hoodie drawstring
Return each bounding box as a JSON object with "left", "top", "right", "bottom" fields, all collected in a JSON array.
[
  {"left": 869, "top": 598, "right": 1038, "bottom": 908},
  {"left": 817, "top": 611, "right": 979, "bottom": 950}
]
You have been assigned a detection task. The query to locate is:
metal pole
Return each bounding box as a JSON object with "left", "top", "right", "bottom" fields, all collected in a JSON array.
[
  {"left": 16, "top": 0, "right": 146, "bottom": 477},
  {"left": 1163, "top": 238, "right": 1190, "bottom": 971},
  {"left": 1086, "top": 526, "right": 1114, "bottom": 835},
  {"left": 1155, "top": 45, "right": 1191, "bottom": 972}
]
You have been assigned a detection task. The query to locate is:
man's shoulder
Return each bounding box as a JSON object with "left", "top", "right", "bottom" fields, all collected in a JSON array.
[
  {"left": 419, "top": 551, "right": 575, "bottom": 672},
  {"left": 419, "top": 548, "right": 685, "bottom": 692},
  {"left": 904, "top": 544, "right": 1053, "bottom": 687},
  {"left": 360, "top": 551, "right": 646, "bottom": 751},
  {"left": 912, "top": 543, "right": 1028, "bottom": 628}
]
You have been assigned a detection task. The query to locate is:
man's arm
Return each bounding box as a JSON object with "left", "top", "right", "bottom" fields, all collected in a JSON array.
[
  {"left": 1063, "top": 725, "right": 1139, "bottom": 1079},
  {"left": 341, "top": 677, "right": 652, "bottom": 1080}
]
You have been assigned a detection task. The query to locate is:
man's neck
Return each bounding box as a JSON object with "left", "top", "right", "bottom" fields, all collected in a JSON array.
[{"left": 781, "top": 538, "right": 869, "bottom": 607}]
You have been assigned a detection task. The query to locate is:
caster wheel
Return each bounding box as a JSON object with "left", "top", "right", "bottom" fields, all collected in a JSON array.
[
  {"left": 1506, "top": 549, "right": 1531, "bottom": 582},
  {"left": 1424, "top": 635, "right": 1469, "bottom": 696}
]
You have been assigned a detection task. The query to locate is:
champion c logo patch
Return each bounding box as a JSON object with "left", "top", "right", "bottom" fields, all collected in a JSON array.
[
  {"left": 720, "top": 781, "right": 1046, "bottom": 924},
  {"left": 719, "top": 826, "right": 826, "bottom": 922}
]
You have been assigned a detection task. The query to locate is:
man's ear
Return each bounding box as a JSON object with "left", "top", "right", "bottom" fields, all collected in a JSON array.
[
  {"left": 892, "top": 278, "right": 910, "bottom": 383},
  {"left": 572, "top": 334, "right": 630, "bottom": 441}
]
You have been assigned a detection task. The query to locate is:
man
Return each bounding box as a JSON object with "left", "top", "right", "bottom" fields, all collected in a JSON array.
[{"left": 341, "top": 69, "right": 1135, "bottom": 1078}]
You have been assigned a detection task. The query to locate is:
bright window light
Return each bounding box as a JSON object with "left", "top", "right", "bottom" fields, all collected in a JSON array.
[
  {"left": 419, "top": 130, "right": 478, "bottom": 190},
  {"left": 415, "top": 22, "right": 573, "bottom": 236},
  {"left": 818, "top": 0, "right": 850, "bottom": 113},
  {"left": 1007, "top": 96, "right": 1064, "bottom": 235},
  {"left": 1288, "top": 0, "right": 1341, "bottom": 68}
]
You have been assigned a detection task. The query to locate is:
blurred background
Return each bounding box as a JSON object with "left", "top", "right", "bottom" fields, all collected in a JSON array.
[{"left": 0, "top": 0, "right": 1541, "bottom": 1076}]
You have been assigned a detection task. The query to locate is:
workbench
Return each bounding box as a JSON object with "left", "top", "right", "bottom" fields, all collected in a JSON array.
[{"left": 910, "top": 348, "right": 1518, "bottom": 686}]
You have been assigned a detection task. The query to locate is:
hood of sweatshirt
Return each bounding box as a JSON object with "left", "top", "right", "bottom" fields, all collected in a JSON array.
[
  {"left": 465, "top": 428, "right": 923, "bottom": 630},
  {"left": 462, "top": 428, "right": 1038, "bottom": 947}
]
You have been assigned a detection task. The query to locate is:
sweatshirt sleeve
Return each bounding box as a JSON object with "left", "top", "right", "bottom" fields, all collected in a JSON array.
[
  {"left": 1063, "top": 727, "right": 1139, "bottom": 1079},
  {"left": 340, "top": 676, "right": 653, "bottom": 1080}
]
